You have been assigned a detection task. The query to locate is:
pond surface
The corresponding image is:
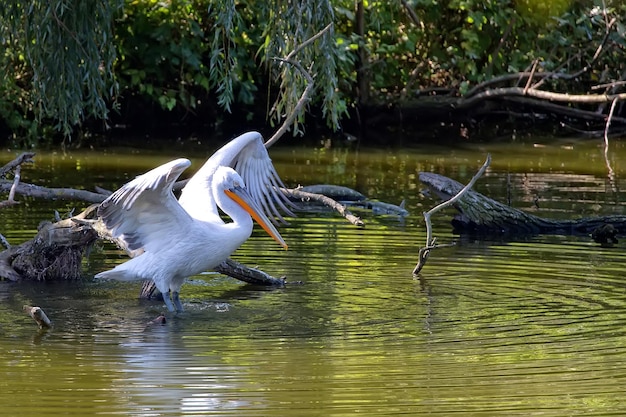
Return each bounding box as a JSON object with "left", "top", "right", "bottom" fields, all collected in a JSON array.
[{"left": 1, "top": 136, "right": 626, "bottom": 416}]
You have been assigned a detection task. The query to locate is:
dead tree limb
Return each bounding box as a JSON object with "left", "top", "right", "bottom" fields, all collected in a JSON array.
[
  {"left": 0, "top": 206, "right": 100, "bottom": 281},
  {"left": 0, "top": 152, "right": 36, "bottom": 207},
  {"left": 0, "top": 152, "right": 34, "bottom": 177},
  {"left": 400, "top": 0, "right": 422, "bottom": 28},
  {"left": 413, "top": 154, "right": 491, "bottom": 275},
  {"left": 0, "top": 165, "right": 21, "bottom": 208},
  {"left": 459, "top": 86, "right": 626, "bottom": 109},
  {"left": 0, "top": 180, "right": 108, "bottom": 203},
  {"left": 215, "top": 259, "right": 286, "bottom": 286},
  {"left": 23, "top": 305, "right": 52, "bottom": 329},
  {"left": 286, "top": 187, "right": 365, "bottom": 227}
]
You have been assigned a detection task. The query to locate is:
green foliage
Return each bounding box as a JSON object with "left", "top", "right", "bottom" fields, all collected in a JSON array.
[
  {"left": 256, "top": 0, "right": 342, "bottom": 134},
  {"left": 0, "top": 0, "right": 123, "bottom": 143},
  {"left": 0, "top": 0, "right": 624, "bottom": 145},
  {"left": 115, "top": 0, "right": 340, "bottom": 134},
  {"left": 116, "top": 0, "right": 208, "bottom": 113},
  {"left": 338, "top": 0, "right": 625, "bottom": 104}
]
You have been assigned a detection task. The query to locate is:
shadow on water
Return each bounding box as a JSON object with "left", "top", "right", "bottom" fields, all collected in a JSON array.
[{"left": 1, "top": 137, "right": 626, "bottom": 416}]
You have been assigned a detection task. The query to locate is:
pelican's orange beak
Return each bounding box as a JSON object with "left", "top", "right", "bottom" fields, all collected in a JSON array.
[{"left": 225, "top": 186, "right": 288, "bottom": 250}]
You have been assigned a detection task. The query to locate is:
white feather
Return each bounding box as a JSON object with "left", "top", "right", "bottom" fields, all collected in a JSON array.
[{"left": 95, "top": 132, "right": 291, "bottom": 312}]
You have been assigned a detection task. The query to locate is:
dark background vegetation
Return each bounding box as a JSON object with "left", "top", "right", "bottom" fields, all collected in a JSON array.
[{"left": 0, "top": 0, "right": 624, "bottom": 147}]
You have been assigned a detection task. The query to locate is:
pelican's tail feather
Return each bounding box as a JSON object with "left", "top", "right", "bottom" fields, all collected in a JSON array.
[{"left": 95, "top": 268, "right": 143, "bottom": 282}]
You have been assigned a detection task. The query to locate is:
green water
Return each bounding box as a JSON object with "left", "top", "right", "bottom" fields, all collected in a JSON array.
[{"left": 1, "top": 136, "right": 625, "bottom": 416}]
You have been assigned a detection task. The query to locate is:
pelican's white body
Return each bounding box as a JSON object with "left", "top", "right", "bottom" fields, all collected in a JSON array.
[{"left": 95, "top": 132, "right": 291, "bottom": 311}]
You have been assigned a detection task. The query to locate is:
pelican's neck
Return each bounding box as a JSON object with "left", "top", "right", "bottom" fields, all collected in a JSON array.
[
  {"left": 212, "top": 187, "right": 253, "bottom": 243},
  {"left": 179, "top": 132, "right": 262, "bottom": 223}
]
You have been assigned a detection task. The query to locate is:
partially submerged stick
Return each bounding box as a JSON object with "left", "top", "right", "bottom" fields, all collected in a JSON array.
[
  {"left": 413, "top": 154, "right": 491, "bottom": 275},
  {"left": 23, "top": 305, "right": 52, "bottom": 330}
]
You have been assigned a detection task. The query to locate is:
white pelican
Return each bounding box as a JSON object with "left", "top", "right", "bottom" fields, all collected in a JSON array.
[{"left": 95, "top": 131, "right": 293, "bottom": 312}]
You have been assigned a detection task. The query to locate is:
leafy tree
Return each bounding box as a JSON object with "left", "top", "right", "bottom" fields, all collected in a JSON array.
[
  {"left": 0, "top": 0, "right": 123, "bottom": 143},
  {"left": 0, "top": 0, "right": 624, "bottom": 144}
]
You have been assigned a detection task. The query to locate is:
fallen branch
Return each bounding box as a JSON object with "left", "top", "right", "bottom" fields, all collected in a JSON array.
[
  {"left": 0, "top": 166, "right": 21, "bottom": 208},
  {"left": 0, "top": 206, "right": 100, "bottom": 281},
  {"left": 286, "top": 187, "right": 365, "bottom": 227},
  {"left": 496, "top": 96, "right": 626, "bottom": 124},
  {"left": 0, "top": 152, "right": 34, "bottom": 177},
  {"left": 0, "top": 152, "right": 36, "bottom": 207},
  {"left": 215, "top": 259, "right": 286, "bottom": 286},
  {"left": 459, "top": 86, "right": 626, "bottom": 109},
  {"left": 419, "top": 172, "right": 626, "bottom": 238},
  {"left": 413, "top": 154, "right": 491, "bottom": 275},
  {"left": 0, "top": 233, "right": 9, "bottom": 249},
  {"left": 0, "top": 180, "right": 108, "bottom": 203}
]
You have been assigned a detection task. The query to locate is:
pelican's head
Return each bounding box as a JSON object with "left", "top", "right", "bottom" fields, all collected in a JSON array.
[{"left": 215, "top": 166, "right": 288, "bottom": 250}]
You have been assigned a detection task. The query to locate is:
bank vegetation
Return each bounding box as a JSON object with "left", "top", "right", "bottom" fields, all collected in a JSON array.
[{"left": 0, "top": 0, "right": 625, "bottom": 146}]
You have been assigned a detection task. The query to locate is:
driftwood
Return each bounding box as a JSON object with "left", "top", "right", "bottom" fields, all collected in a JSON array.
[
  {"left": 287, "top": 187, "right": 364, "bottom": 227},
  {"left": 420, "top": 171, "right": 626, "bottom": 237}
]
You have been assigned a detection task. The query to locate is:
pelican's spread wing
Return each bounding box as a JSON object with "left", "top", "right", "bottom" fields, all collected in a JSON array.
[
  {"left": 179, "top": 131, "right": 295, "bottom": 223},
  {"left": 98, "top": 158, "right": 193, "bottom": 254}
]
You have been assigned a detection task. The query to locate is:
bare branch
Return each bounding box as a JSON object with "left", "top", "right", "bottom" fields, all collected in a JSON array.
[
  {"left": 604, "top": 98, "right": 618, "bottom": 191},
  {"left": 286, "top": 187, "right": 365, "bottom": 227},
  {"left": 413, "top": 154, "right": 491, "bottom": 275},
  {"left": 400, "top": 0, "right": 421, "bottom": 28},
  {"left": 23, "top": 305, "right": 52, "bottom": 330},
  {"left": 0, "top": 181, "right": 108, "bottom": 203},
  {"left": 265, "top": 58, "right": 315, "bottom": 148},
  {"left": 264, "top": 23, "right": 333, "bottom": 148},
  {"left": 214, "top": 259, "right": 286, "bottom": 286},
  {"left": 459, "top": 86, "right": 626, "bottom": 109},
  {"left": 0, "top": 152, "right": 35, "bottom": 177},
  {"left": 285, "top": 23, "right": 333, "bottom": 62},
  {"left": 7, "top": 165, "right": 20, "bottom": 202}
]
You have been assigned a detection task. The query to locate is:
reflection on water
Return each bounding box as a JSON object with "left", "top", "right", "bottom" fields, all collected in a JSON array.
[{"left": 1, "top": 138, "right": 626, "bottom": 416}]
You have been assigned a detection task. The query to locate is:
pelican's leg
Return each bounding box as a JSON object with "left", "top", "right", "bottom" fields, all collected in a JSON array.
[
  {"left": 172, "top": 292, "right": 184, "bottom": 312},
  {"left": 162, "top": 291, "right": 176, "bottom": 312}
]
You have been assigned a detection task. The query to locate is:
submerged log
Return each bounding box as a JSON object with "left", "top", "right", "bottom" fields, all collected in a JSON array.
[
  {"left": 138, "top": 258, "right": 286, "bottom": 300},
  {"left": 420, "top": 172, "right": 626, "bottom": 237}
]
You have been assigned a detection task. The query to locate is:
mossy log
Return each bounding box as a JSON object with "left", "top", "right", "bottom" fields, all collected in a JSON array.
[{"left": 420, "top": 172, "right": 626, "bottom": 239}]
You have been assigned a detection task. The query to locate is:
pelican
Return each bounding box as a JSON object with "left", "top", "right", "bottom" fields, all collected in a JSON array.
[{"left": 95, "top": 131, "right": 293, "bottom": 312}]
